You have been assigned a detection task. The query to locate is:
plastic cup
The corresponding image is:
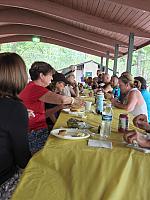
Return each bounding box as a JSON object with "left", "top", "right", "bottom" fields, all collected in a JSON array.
[{"left": 85, "top": 101, "right": 92, "bottom": 112}]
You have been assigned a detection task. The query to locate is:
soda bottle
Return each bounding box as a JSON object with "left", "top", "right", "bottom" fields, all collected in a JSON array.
[
  {"left": 100, "top": 104, "right": 113, "bottom": 139},
  {"left": 118, "top": 114, "right": 128, "bottom": 133}
]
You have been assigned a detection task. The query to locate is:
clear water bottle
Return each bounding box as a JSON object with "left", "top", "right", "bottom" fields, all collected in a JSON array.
[
  {"left": 96, "top": 93, "right": 104, "bottom": 114},
  {"left": 100, "top": 104, "right": 113, "bottom": 139}
]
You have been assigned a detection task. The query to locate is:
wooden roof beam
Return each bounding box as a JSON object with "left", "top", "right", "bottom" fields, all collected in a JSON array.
[
  {"left": 0, "top": 24, "right": 123, "bottom": 56},
  {"left": 0, "top": 0, "right": 149, "bottom": 38},
  {"left": 106, "top": 0, "right": 150, "bottom": 13},
  {"left": 0, "top": 8, "right": 128, "bottom": 48},
  {"left": 0, "top": 35, "right": 114, "bottom": 59}
]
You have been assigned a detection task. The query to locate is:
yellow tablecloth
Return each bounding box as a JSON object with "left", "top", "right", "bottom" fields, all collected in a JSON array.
[{"left": 12, "top": 108, "right": 150, "bottom": 200}]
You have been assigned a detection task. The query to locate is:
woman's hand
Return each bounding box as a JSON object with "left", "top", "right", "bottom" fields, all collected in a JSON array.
[
  {"left": 133, "top": 114, "right": 149, "bottom": 131},
  {"left": 110, "top": 98, "right": 118, "bottom": 106},
  {"left": 123, "top": 130, "right": 150, "bottom": 148},
  {"left": 73, "top": 97, "right": 84, "bottom": 107}
]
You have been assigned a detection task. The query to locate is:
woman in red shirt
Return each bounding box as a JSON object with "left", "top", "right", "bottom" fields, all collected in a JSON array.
[{"left": 19, "top": 62, "right": 79, "bottom": 154}]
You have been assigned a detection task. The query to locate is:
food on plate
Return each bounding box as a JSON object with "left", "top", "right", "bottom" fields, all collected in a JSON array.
[
  {"left": 58, "top": 129, "right": 67, "bottom": 136},
  {"left": 70, "top": 108, "right": 81, "bottom": 112},
  {"left": 67, "top": 118, "right": 90, "bottom": 129},
  {"left": 76, "top": 132, "right": 85, "bottom": 137},
  {"left": 71, "top": 132, "right": 85, "bottom": 137},
  {"left": 70, "top": 104, "right": 81, "bottom": 112}
]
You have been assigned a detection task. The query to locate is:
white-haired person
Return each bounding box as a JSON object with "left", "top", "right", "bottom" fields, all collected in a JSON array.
[{"left": 62, "top": 68, "right": 79, "bottom": 97}]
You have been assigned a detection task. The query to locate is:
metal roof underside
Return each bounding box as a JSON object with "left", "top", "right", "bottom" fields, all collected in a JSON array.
[{"left": 0, "top": 0, "right": 150, "bottom": 59}]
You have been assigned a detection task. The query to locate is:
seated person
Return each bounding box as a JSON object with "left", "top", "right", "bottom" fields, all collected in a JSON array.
[
  {"left": 98, "top": 73, "right": 103, "bottom": 85},
  {"left": 101, "top": 73, "right": 113, "bottom": 93},
  {"left": 19, "top": 62, "right": 82, "bottom": 154},
  {"left": 86, "top": 77, "right": 93, "bottom": 87},
  {"left": 62, "top": 73, "right": 79, "bottom": 97},
  {"left": 105, "top": 75, "right": 120, "bottom": 99},
  {"left": 95, "top": 70, "right": 103, "bottom": 84},
  {"left": 92, "top": 77, "right": 99, "bottom": 90},
  {"left": 93, "top": 73, "right": 112, "bottom": 94},
  {"left": 78, "top": 83, "right": 84, "bottom": 94},
  {"left": 45, "top": 73, "right": 69, "bottom": 130},
  {"left": 97, "top": 69, "right": 101, "bottom": 77},
  {"left": 119, "top": 71, "right": 133, "bottom": 104},
  {"left": 134, "top": 76, "right": 150, "bottom": 123},
  {"left": 134, "top": 79, "right": 141, "bottom": 90},
  {"left": 0, "top": 53, "right": 31, "bottom": 199},
  {"left": 124, "top": 114, "right": 150, "bottom": 148},
  {"left": 111, "top": 73, "right": 148, "bottom": 117}
]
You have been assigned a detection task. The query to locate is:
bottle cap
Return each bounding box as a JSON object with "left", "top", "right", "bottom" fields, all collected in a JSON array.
[
  {"left": 106, "top": 103, "right": 112, "bottom": 107},
  {"left": 97, "top": 92, "right": 104, "bottom": 95}
]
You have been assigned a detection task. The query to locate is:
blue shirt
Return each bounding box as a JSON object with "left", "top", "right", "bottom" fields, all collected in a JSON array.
[
  {"left": 141, "top": 89, "right": 150, "bottom": 122},
  {"left": 112, "top": 86, "right": 121, "bottom": 99}
]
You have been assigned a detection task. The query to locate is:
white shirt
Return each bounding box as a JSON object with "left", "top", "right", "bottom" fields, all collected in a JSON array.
[{"left": 128, "top": 88, "right": 148, "bottom": 117}]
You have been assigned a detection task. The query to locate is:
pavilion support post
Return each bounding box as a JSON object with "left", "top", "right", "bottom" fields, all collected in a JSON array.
[
  {"left": 113, "top": 44, "right": 119, "bottom": 75},
  {"left": 105, "top": 51, "right": 109, "bottom": 73},
  {"left": 126, "top": 33, "right": 134, "bottom": 73},
  {"left": 101, "top": 56, "right": 104, "bottom": 72}
]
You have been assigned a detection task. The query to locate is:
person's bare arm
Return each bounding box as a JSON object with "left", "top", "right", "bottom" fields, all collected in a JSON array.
[
  {"left": 45, "top": 105, "right": 63, "bottom": 117},
  {"left": 69, "top": 84, "right": 79, "bottom": 97},
  {"left": 111, "top": 91, "right": 137, "bottom": 111},
  {"left": 39, "top": 91, "right": 72, "bottom": 104},
  {"left": 133, "top": 114, "right": 150, "bottom": 132},
  {"left": 46, "top": 112, "right": 57, "bottom": 124},
  {"left": 45, "top": 106, "right": 62, "bottom": 123},
  {"left": 39, "top": 91, "right": 84, "bottom": 107},
  {"left": 123, "top": 130, "right": 150, "bottom": 148}
]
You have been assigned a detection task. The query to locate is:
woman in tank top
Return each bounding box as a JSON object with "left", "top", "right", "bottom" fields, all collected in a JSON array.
[{"left": 111, "top": 73, "right": 148, "bottom": 117}]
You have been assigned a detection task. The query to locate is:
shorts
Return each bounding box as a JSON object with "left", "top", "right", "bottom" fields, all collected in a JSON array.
[{"left": 28, "top": 128, "right": 50, "bottom": 154}]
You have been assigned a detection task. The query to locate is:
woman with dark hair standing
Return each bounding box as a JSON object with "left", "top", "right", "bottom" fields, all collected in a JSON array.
[
  {"left": 0, "top": 53, "right": 31, "bottom": 200},
  {"left": 19, "top": 62, "right": 81, "bottom": 154}
]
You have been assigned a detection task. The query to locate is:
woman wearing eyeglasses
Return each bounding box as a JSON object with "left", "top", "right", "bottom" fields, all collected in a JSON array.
[{"left": 111, "top": 73, "right": 148, "bottom": 117}]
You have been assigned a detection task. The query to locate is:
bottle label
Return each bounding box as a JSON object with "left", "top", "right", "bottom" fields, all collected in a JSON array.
[
  {"left": 118, "top": 114, "right": 128, "bottom": 132},
  {"left": 102, "top": 114, "right": 112, "bottom": 121}
]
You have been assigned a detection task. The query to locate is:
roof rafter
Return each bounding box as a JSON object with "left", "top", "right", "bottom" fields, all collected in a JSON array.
[
  {"left": 0, "top": 24, "right": 123, "bottom": 55},
  {"left": 106, "top": 0, "right": 150, "bottom": 12},
  {"left": 0, "top": 0, "right": 149, "bottom": 38},
  {"left": 0, "top": 8, "right": 128, "bottom": 48},
  {"left": 0, "top": 35, "right": 114, "bottom": 59}
]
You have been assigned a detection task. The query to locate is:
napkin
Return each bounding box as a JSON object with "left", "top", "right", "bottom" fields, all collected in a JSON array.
[{"left": 88, "top": 139, "right": 112, "bottom": 149}]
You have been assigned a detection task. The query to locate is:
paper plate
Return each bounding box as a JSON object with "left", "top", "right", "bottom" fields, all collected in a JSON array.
[{"left": 51, "top": 128, "right": 90, "bottom": 140}]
